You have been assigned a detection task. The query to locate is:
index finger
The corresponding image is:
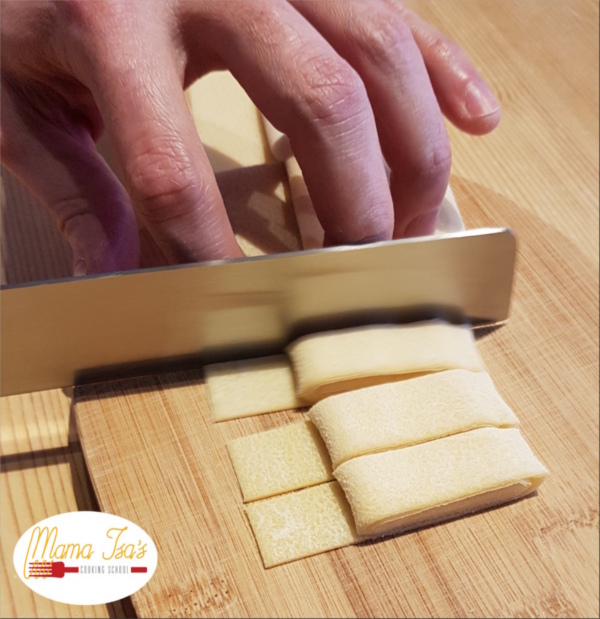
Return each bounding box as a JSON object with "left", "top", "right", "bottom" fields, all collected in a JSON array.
[{"left": 70, "top": 2, "right": 243, "bottom": 264}]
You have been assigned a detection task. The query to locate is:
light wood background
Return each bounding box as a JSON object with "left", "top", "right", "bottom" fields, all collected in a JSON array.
[{"left": 1, "top": 2, "right": 598, "bottom": 617}]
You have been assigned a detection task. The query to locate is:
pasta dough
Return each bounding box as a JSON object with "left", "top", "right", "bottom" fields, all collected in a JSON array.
[
  {"left": 205, "top": 355, "right": 301, "bottom": 421},
  {"left": 217, "top": 323, "right": 547, "bottom": 569},
  {"left": 227, "top": 421, "right": 333, "bottom": 502},
  {"left": 309, "top": 369, "right": 519, "bottom": 469},
  {"left": 286, "top": 321, "right": 486, "bottom": 403},
  {"left": 334, "top": 427, "right": 548, "bottom": 537},
  {"left": 245, "top": 482, "right": 359, "bottom": 568}
]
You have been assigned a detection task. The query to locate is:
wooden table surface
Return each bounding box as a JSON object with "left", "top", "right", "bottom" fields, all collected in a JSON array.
[{"left": 1, "top": 2, "right": 598, "bottom": 617}]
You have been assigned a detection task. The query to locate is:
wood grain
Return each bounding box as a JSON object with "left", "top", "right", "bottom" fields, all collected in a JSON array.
[
  {"left": 0, "top": 443, "right": 135, "bottom": 618},
  {"left": 0, "top": 169, "right": 73, "bottom": 285},
  {"left": 0, "top": 61, "right": 293, "bottom": 619},
  {"left": 411, "top": 0, "right": 599, "bottom": 260},
  {"left": 0, "top": 390, "right": 75, "bottom": 458},
  {"left": 74, "top": 166, "right": 599, "bottom": 616},
  {"left": 2, "top": 2, "right": 598, "bottom": 617}
]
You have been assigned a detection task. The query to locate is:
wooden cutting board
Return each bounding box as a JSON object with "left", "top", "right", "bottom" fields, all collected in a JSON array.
[
  {"left": 74, "top": 4, "right": 599, "bottom": 614},
  {"left": 3, "top": 2, "right": 596, "bottom": 616},
  {"left": 74, "top": 185, "right": 599, "bottom": 618}
]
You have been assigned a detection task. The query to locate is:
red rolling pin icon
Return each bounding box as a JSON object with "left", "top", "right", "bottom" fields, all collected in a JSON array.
[
  {"left": 28, "top": 561, "right": 78, "bottom": 578},
  {"left": 29, "top": 562, "right": 148, "bottom": 577}
]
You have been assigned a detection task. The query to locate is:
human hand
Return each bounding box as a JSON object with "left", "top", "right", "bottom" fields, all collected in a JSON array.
[{"left": 0, "top": 0, "right": 500, "bottom": 275}]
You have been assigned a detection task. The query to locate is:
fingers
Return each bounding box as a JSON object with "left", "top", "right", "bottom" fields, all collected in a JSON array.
[
  {"left": 196, "top": 0, "right": 394, "bottom": 245},
  {"left": 1, "top": 77, "right": 139, "bottom": 275},
  {"left": 71, "top": 2, "right": 242, "bottom": 264},
  {"left": 292, "top": 0, "right": 451, "bottom": 237},
  {"left": 2, "top": 0, "right": 502, "bottom": 272},
  {"left": 397, "top": 5, "right": 501, "bottom": 136}
]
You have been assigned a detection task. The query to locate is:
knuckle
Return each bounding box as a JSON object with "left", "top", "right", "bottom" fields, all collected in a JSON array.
[
  {"left": 360, "top": 208, "right": 395, "bottom": 241},
  {"left": 427, "top": 34, "right": 462, "bottom": 65},
  {"left": 357, "top": 15, "right": 415, "bottom": 71},
  {"left": 54, "top": 1, "right": 168, "bottom": 76},
  {"left": 52, "top": 1, "right": 122, "bottom": 74},
  {"left": 298, "top": 54, "right": 369, "bottom": 128},
  {"left": 403, "top": 139, "right": 452, "bottom": 190},
  {"left": 55, "top": 1, "right": 114, "bottom": 40},
  {"left": 327, "top": 208, "right": 394, "bottom": 245},
  {"left": 125, "top": 137, "right": 207, "bottom": 223},
  {"left": 51, "top": 195, "right": 90, "bottom": 234}
]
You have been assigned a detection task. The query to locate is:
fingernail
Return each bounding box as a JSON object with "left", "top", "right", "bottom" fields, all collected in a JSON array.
[
  {"left": 73, "top": 259, "right": 87, "bottom": 277},
  {"left": 323, "top": 233, "right": 390, "bottom": 247},
  {"left": 465, "top": 81, "right": 501, "bottom": 118},
  {"left": 352, "top": 234, "right": 389, "bottom": 244},
  {"left": 404, "top": 214, "right": 438, "bottom": 238}
]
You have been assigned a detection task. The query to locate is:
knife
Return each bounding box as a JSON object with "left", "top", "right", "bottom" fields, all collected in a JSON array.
[{"left": 0, "top": 228, "right": 516, "bottom": 396}]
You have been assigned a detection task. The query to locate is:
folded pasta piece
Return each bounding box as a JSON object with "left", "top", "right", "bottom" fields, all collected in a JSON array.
[
  {"left": 245, "top": 482, "right": 359, "bottom": 568},
  {"left": 309, "top": 369, "right": 519, "bottom": 469},
  {"left": 205, "top": 355, "right": 302, "bottom": 421},
  {"left": 286, "top": 321, "right": 486, "bottom": 403},
  {"left": 334, "top": 427, "right": 548, "bottom": 537},
  {"left": 227, "top": 421, "right": 333, "bottom": 502}
]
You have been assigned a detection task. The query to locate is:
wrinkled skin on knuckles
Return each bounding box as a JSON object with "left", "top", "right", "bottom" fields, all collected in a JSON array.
[{"left": 1, "top": 0, "right": 500, "bottom": 275}]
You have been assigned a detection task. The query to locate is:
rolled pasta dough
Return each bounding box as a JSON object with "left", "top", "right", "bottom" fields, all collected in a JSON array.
[
  {"left": 287, "top": 321, "right": 486, "bottom": 403},
  {"left": 205, "top": 355, "right": 301, "bottom": 421},
  {"left": 227, "top": 421, "right": 333, "bottom": 502},
  {"left": 245, "top": 482, "right": 359, "bottom": 568},
  {"left": 309, "top": 369, "right": 519, "bottom": 469},
  {"left": 334, "top": 427, "right": 548, "bottom": 537}
]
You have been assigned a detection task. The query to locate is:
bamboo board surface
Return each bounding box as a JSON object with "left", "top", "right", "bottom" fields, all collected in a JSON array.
[
  {"left": 74, "top": 188, "right": 599, "bottom": 617},
  {"left": 2, "top": 2, "right": 598, "bottom": 617}
]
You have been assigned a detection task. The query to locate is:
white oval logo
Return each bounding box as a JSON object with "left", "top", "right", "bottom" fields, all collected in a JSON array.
[{"left": 13, "top": 511, "right": 157, "bottom": 606}]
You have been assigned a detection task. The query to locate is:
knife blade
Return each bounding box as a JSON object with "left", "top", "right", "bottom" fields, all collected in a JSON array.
[{"left": 0, "top": 228, "right": 516, "bottom": 396}]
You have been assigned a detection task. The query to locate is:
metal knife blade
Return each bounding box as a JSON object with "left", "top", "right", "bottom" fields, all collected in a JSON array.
[{"left": 0, "top": 228, "right": 516, "bottom": 396}]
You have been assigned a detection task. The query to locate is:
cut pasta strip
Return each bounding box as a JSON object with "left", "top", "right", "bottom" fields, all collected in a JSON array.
[
  {"left": 205, "top": 355, "right": 301, "bottom": 421},
  {"left": 227, "top": 421, "right": 333, "bottom": 502},
  {"left": 286, "top": 321, "right": 486, "bottom": 403},
  {"left": 245, "top": 482, "right": 359, "bottom": 568},
  {"left": 334, "top": 427, "right": 548, "bottom": 537},
  {"left": 309, "top": 369, "right": 518, "bottom": 469}
]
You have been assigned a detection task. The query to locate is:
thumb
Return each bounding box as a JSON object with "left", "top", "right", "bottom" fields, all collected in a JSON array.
[{"left": 1, "top": 78, "right": 139, "bottom": 275}]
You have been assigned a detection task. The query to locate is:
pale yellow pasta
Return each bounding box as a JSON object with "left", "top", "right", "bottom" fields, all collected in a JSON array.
[
  {"left": 205, "top": 355, "right": 301, "bottom": 421},
  {"left": 245, "top": 482, "right": 359, "bottom": 568},
  {"left": 227, "top": 421, "right": 333, "bottom": 502},
  {"left": 309, "top": 369, "right": 518, "bottom": 469},
  {"left": 334, "top": 427, "right": 548, "bottom": 537},
  {"left": 286, "top": 321, "right": 486, "bottom": 403}
]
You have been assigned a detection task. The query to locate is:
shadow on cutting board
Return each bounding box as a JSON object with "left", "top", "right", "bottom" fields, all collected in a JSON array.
[{"left": 0, "top": 407, "right": 139, "bottom": 618}]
